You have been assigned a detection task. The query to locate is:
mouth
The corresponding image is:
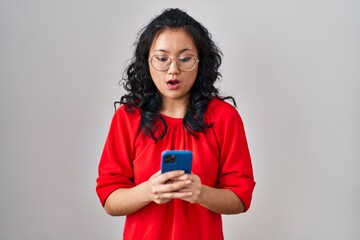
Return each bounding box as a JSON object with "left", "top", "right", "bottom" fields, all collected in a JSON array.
[
  {"left": 167, "top": 79, "right": 180, "bottom": 85},
  {"left": 166, "top": 79, "right": 181, "bottom": 90}
]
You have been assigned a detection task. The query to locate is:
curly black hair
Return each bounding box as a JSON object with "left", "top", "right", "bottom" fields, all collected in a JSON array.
[{"left": 117, "top": 8, "right": 235, "bottom": 141}]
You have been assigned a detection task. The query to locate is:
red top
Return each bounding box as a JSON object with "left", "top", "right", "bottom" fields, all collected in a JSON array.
[{"left": 96, "top": 98, "right": 255, "bottom": 240}]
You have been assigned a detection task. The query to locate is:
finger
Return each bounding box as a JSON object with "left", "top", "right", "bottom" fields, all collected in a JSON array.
[
  {"left": 157, "top": 170, "right": 186, "bottom": 183},
  {"left": 170, "top": 174, "right": 191, "bottom": 181},
  {"left": 156, "top": 180, "right": 192, "bottom": 193},
  {"left": 160, "top": 191, "right": 193, "bottom": 199}
]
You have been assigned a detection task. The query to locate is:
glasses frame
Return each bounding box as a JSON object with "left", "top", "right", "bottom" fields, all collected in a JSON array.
[{"left": 148, "top": 55, "right": 200, "bottom": 72}]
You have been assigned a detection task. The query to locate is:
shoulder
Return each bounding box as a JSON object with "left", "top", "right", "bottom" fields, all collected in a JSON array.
[
  {"left": 114, "top": 104, "right": 141, "bottom": 116},
  {"left": 112, "top": 104, "right": 142, "bottom": 124},
  {"left": 206, "top": 97, "right": 241, "bottom": 121},
  {"left": 106, "top": 104, "right": 142, "bottom": 143}
]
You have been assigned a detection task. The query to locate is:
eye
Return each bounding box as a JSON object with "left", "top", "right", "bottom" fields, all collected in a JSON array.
[
  {"left": 154, "top": 56, "right": 169, "bottom": 62},
  {"left": 178, "top": 56, "right": 192, "bottom": 63}
]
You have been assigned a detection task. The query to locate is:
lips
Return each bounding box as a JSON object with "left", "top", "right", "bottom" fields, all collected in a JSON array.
[
  {"left": 167, "top": 79, "right": 180, "bottom": 90},
  {"left": 167, "top": 80, "right": 180, "bottom": 85}
]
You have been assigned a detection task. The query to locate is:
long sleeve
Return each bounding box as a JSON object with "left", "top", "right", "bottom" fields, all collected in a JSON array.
[
  {"left": 209, "top": 99, "right": 256, "bottom": 212},
  {"left": 96, "top": 107, "right": 141, "bottom": 206}
]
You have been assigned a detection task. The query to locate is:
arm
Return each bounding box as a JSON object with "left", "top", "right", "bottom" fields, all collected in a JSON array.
[
  {"left": 104, "top": 182, "right": 151, "bottom": 216},
  {"left": 210, "top": 101, "right": 256, "bottom": 212},
  {"left": 199, "top": 185, "right": 244, "bottom": 214},
  {"left": 171, "top": 102, "right": 253, "bottom": 213}
]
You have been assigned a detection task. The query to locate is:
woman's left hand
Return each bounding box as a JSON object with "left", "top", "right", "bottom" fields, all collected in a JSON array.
[
  {"left": 172, "top": 173, "right": 204, "bottom": 204},
  {"left": 170, "top": 173, "right": 245, "bottom": 214}
]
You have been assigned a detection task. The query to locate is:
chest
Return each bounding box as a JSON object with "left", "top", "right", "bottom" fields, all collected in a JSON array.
[{"left": 132, "top": 126, "right": 220, "bottom": 186}]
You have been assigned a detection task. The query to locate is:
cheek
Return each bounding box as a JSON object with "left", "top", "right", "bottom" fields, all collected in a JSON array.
[
  {"left": 149, "top": 68, "right": 164, "bottom": 86},
  {"left": 189, "top": 69, "right": 199, "bottom": 84},
  {"left": 149, "top": 64, "right": 155, "bottom": 79},
  {"left": 149, "top": 66, "right": 157, "bottom": 81}
]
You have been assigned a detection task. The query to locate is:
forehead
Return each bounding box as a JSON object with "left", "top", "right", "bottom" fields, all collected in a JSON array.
[{"left": 150, "top": 28, "right": 197, "bottom": 54}]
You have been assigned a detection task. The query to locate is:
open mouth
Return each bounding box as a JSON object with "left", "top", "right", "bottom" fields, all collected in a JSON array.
[
  {"left": 167, "top": 80, "right": 181, "bottom": 90},
  {"left": 167, "top": 80, "right": 180, "bottom": 85}
]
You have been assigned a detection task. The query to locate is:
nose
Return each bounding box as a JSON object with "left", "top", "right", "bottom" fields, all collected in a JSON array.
[{"left": 167, "top": 59, "right": 181, "bottom": 75}]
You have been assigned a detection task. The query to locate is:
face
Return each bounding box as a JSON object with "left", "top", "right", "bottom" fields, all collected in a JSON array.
[{"left": 148, "top": 28, "right": 199, "bottom": 105}]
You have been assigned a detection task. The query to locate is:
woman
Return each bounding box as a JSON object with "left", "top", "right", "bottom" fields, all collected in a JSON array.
[{"left": 96, "top": 8, "right": 255, "bottom": 240}]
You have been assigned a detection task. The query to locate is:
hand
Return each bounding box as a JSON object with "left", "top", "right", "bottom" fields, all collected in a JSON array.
[
  {"left": 173, "top": 173, "right": 203, "bottom": 204},
  {"left": 145, "top": 170, "right": 193, "bottom": 204}
]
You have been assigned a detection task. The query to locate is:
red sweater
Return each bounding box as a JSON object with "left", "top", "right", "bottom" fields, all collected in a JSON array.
[{"left": 96, "top": 98, "right": 255, "bottom": 240}]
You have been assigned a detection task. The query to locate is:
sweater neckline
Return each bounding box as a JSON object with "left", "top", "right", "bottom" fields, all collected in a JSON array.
[{"left": 159, "top": 113, "right": 183, "bottom": 125}]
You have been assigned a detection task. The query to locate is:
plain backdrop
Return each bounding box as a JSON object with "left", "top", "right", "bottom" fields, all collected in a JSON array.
[{"left": 0, "top": 0, "right": 359, "bottom": 239}]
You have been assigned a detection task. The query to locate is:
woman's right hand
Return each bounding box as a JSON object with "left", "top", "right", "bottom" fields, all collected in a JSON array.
[{"left": 145, "top": 170, "right": 193, "bottom": 204}]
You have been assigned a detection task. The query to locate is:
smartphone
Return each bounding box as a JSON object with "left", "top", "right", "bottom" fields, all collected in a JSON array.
[{"left": 161, "top": 150, "right": 193, "bottom": 174}]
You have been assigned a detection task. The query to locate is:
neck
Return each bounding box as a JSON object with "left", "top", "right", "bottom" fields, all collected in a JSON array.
[{"left": 160, "top": 98, "right": 189, "bottom": 118}]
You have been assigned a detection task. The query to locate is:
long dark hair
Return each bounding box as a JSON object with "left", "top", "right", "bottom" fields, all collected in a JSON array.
[{"left": 116, "top": 8, "right": 235, "bottom": 141}]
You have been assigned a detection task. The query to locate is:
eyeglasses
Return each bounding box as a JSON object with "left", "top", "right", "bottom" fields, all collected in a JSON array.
[{"left": 148, "top": 55, "right": 199, "bottom": 72}]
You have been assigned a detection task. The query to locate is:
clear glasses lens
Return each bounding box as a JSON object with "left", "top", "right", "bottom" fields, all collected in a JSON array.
[{"left": 150, "top": 56, "right": 198, "bottom": 71}]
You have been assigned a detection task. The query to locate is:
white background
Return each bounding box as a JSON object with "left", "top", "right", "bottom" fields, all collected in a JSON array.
[{"left": 0, "top": 0, "right": 359, "bottom": 239}]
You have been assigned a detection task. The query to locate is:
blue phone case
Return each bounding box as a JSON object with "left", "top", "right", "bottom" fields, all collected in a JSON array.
[{"left": 161, "top": 150, "right": 193, "bottom": 174}]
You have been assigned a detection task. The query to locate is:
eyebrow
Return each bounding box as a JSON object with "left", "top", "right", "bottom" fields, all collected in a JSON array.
[{"left": 153, "top": 48, "right": 194, "bottom": 54}]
